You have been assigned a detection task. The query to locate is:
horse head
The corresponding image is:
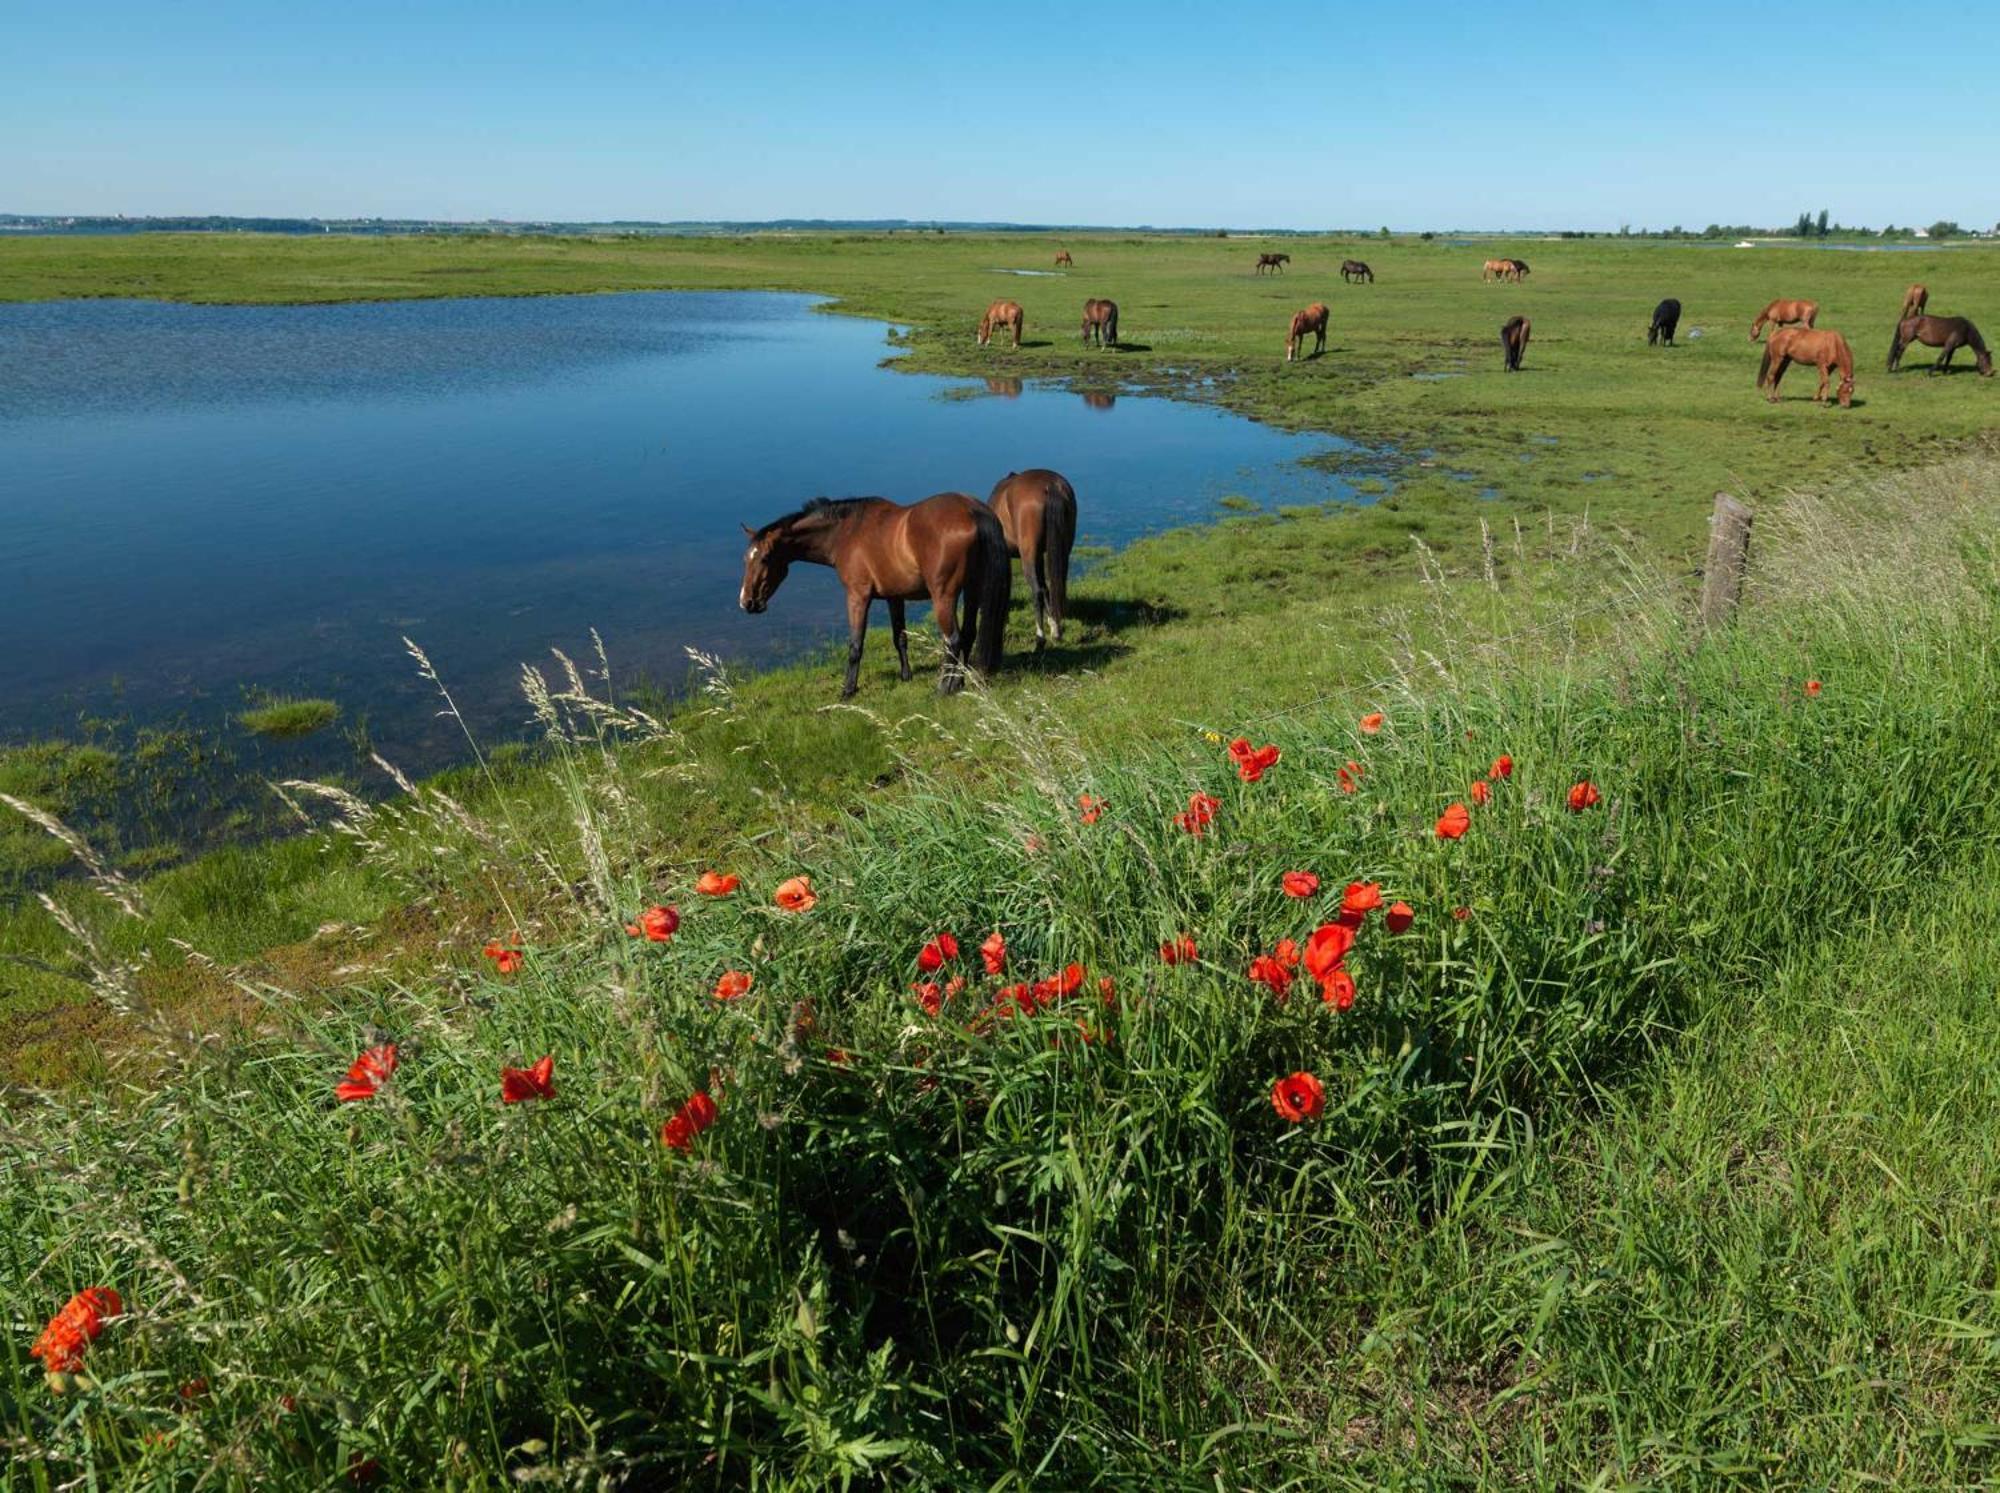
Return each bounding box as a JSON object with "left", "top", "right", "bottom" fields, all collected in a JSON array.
[{"left": 739, "top": 523, "right": 792, "bottom": 613}]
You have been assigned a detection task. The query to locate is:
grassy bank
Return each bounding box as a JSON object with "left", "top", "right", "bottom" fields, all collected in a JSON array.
[{"left": 5, "top": 451, "right": 1999, "bottom": 1486}]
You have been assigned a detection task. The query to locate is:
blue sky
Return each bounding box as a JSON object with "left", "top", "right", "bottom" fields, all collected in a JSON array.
[{"left": 7, "top": 1, "right": 1994, "bottom": 229}]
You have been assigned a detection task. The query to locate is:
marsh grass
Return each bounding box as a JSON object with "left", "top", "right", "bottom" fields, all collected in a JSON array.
[
  {"left": 236, "top": 697, "right": 339, "bottom": 741},
  {"left": 5, "top": 455, "right": 2000, "bottom": 1485}
]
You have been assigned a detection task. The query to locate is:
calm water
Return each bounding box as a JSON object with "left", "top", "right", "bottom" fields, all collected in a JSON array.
[{"left": 0, "top": 292, "right": 1366, "bottom": 764}]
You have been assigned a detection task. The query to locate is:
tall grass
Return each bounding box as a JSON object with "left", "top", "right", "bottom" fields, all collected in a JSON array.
[{"left": 6, "top": 454, "right": 2000, "bottom": 1486}]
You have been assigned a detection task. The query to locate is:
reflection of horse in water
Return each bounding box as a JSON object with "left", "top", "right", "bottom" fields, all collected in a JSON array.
[
  {"left": 1749, "top": 299, "right": 1817, "bottom": 342},
  {"left": 1081, "top": 298, "right": 1119, "bottom": 348},
  {"left": 984, "top": 377, "right": 1023, "bottom": 398},
  {"left": 1255, "top": 252, "right": 1290, "bottom": 275},
  {"left": 1757, "top": 328, "right": 1855, "bottom": 406},
  {"left": 977, "top": 300, "right": 1024, "bottom": 348},
  {"left": 1080, "top": 390, "right": 1116, "bottom": 410},
  {"left": 1340, "top": 259, "right": 1374, "bottom": 283},
  {"left": 1500, "top": 315, "right": 1531, "bottom": 371},
  {"left": 1648, "top": 298, "right": 1681, "bottom": 346},
  {"left": 1888, "top": 315, "right": 1992, "bottom": 376},
  {"left": 739, "top": 494, "right": 1010, "bottom": 697},
  {"left": 1900, "top": 284, "right": 1927, "bottom": 320},
  {"left": 987, "top": 468, "right": 1078, "bottom": 648},
  {"left": 1286, "top": 302, "right": 1329, "bottom": 361}
]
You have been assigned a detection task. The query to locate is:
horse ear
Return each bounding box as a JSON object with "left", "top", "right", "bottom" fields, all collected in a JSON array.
[{"left": 740, "top": 523, "right": 756, "bottom": 538}]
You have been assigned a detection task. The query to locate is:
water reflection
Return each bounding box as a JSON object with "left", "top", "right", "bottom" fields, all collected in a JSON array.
[
  {"left": 1081, "top": 390, "right": 1117, "bottom": 411},
  {"left": 984, "top": 376, "right": 1022, "bottom": 398}
]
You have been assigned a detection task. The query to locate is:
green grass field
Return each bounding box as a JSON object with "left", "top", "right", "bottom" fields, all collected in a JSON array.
[{"left": 5, "top": 233, "right": 2000, "bottom": 1486}]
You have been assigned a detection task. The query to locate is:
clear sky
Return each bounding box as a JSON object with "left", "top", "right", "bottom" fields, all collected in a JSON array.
[{"left": 7, "top": 1, "right": 1994, "bottom": 230}]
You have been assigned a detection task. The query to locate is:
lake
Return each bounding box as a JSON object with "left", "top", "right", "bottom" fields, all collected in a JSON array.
[{"left": 0, "top": 292, "right": 1367, "bottom": 767}]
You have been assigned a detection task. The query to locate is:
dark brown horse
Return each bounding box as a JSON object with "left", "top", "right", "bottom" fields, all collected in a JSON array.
[
  {"left": 1500, "top": 315, "right": 1531, "bottom": 371},
  {"left": 977, "top": 300, "right": 1025, "bottom": 348},
  {"left": 1749, "top": 299, "right": 1818, "bottom": 342},
  {"left": 1286, "top": 302, "right": 1329, "bottom": 361},
  {"left": 1340, "top": 259, "right": 1374, "bottom": 283},
  {"left": 1255, "top": 252, "right": 1291, "bottom": 275},
  {"left": 740, "top": 494, "right": 1010, "bottom": 697},
  {"left": 1901, "top": 284, "right": 1928, "bottom": 320},
  {"left": 1507, "top": 258, "right": 1530, "bottom": 279},
  {"left": 1054, "top": 249, "right": 1073, "bottom": 268},
  {"left": 1081, "top": 298, "right": 1119, "bottom": 347},
  {"left": 987, "top": 469, "right": 1078, "bottom": 648},
  {"left": 1648, "top": 298, "right": 1682, "bottom": 346},
  {"left": 1888, "top": 315, "right": 1992, "bottom": 375},
  {"left": 1758, "top": 328, "right": 1855, "bottom": 406}
]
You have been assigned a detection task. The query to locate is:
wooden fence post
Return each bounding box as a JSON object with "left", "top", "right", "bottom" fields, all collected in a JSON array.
[{"left": 1699, "top": 493, "right": 1752, "bottom": 630}]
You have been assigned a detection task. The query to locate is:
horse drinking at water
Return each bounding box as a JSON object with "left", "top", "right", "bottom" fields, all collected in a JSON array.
[
  {"left": 1888, "top": 315, "right": 1993, "bottom": 375},
  {"left": 1500, "top": 315, "right": 1531, "bottom": 371},
  {"left": 1340, "top": 259, "right": 1374, "bottom": 283},
  {"left": 1286, "top": 302, "right": 1329, "bottom": 361},
  {"left": 1901, "top": 284, "right": 1928, "bottom": 320},
  {"left": 1081, "top": 298, "right": 1119, "bottom": 347},
  {"left": 1749, "top": 299, "right": 1818, "bottom": 341},
  {"left": 1255, "top": 252, "right": 1290, "bottom": 275},
  {"left": 740, "top": 494, "right": 1010, "bottom": 697},
  {"left": 1649, "top": 298, "right": 1682, "bottom": 346},
  {"left": 1757, "top": 328, "right": 1855, "bottom": 407},
  {"left": 977, "top": 300, "right": 1025, "bottom": 348},
  {"left": 987, "top": 469, "right": 1078, "bottom": 648}
]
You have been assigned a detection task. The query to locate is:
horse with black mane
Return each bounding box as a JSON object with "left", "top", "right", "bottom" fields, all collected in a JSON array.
[
  {"left": 1500, "top": 315, "right": 1531, "bottom": 371},
  {"left": 740, "top": 494, "right": 1010, "bottom": 697},
  {"left": 1508, "top": 258, "right": 1530, "bottom": 280},
  {"left": 1081, "top": 298, "right": 1119, "bottom": 347},
  {"left": 1888, "top": 315, "right": 1993, "bottom": 376},
  {"left": 1255, "top": 252, "right": 1291, "bottom": 275},
  {"left": 1648, "top": 298, "right": 1682, "bottom": 346},
  {"left": 987, "top": 469, "right": 1078, "bottom": 648},
  {"left": 1340, "top": 259, "right": 1374, "bottom": 283}
]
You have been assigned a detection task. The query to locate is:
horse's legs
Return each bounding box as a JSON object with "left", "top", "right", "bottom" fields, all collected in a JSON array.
[
  {"left": 887, "top": 598, "right": 912, "bottom": 682},
  {"left": 1939, "top": 338, "right": 1959, "bottom": 373},
  {"left": 1814, "top": 361, "right": 1829, "bottom": 403},
  {"left": 931, "top": 582, "right": 966, "bottom": 693},
  {"left": 841, "top": 591, "right": 871, "bottom": 698},
  {"left": 1766, "top": 357, "right": 1791, "bottom": 402}
]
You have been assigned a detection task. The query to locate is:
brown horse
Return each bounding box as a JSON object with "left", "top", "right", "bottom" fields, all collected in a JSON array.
[
  {"left": 977, "top": 300, "right": 1025, "bottom": 348},
  {"left": 1500, "top": 315, "right": 1531, "bottom": 371},
  {"left": 740, "top": 494, "right": 1010, "bottom": 697},
  {"left": 1081, "top": 298, "right": 1119, "bottom": 347},
  {"left": 987, "top": 469, "right": 1078, "bottom": 648},
  {"left": 1482, "top": 258, "right": 1518, "bottom": 282},
  {"left": 1757, "top": 328, "right": 1854, "bottom": 407},
  {"left": 1749, "top": 298, "right": 1818, "bottom": 341},
  {"left": 1286, "top": 302, "right": 1330, "bottom": 361},
  {"left": 1255, "top": 252, "right": 1291, "bottom": 275},
  {"left": 1508, "top": 259, "right": 1531, "bottom": 279},
  {"left": 1054, "top": 249, "right": 1073, "bottom": 268},
  {"left": 1888, "top": 315, "right": 1993, "bottom": 376},
  {"left": 1340, "top": 259, "right": 1374, "bottom": 283},
  {"left": 1900, "top": 284, "right": 1928, "bottom": 320}
]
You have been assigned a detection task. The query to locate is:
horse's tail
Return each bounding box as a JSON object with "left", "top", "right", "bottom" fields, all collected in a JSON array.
[
  {"left": 1887, "top": 326, "right": 1904, "bottom": 372},
  {"left": 1106, "top": 306, "right": 1118, "bottom": 344},
  {"left": 1041, "top": 477, "right": 1076, "bottom": 632},
  {"left": 967, "top": 506, "right": 1010, "bottom": 677}
]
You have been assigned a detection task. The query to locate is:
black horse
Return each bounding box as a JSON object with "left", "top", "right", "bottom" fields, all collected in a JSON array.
[
  {"left": 1340, "top": 259, "right": 1374, "bottom": 284},
  {"left": 1500, "top": 315, "right": 1531, "bottom": 372},
  {"left": 1648, "top": 298, "right": 1682, "bottom": 346}
]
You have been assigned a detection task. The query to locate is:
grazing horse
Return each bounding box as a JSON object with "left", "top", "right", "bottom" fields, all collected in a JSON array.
[
  {"left": 1508, "top": 259, "right": 1530, "bottom": 279},
  {"left": 1901, "top": 284, "right": 1928, "bottom": 320},
  {"left": 1255, "top": 252, "right": 1291, "bottom": 275},
  {"left": 977, "top": 300, "right": 1025, "bottom": 348},
  {"left": 1482, "top": 258, "right": 1514, "bottom": 281},
  {"left": 1757, "top": 328, "right": 1855, "bottom": 407},
  {"left": 1648, "top": 298, "right": 1682, "bottom": 346},
  {"left": 1081, "top": 298, "right": 1119, "bottom": 347},
  {"left": 1340, "top": 259, "right": 1374, "bottom": 283},
  {"left": 1285, "top": 302, "right": 1330, "bottom": 361},
  {"left": 1500, "top": 315, "right": 1531, "bottom": 371},
  {"left": 1888, "top": 315, "right": 1993, "bottom": 376},
  {"left": 1749, "top": 298, "right": 1818, "bottom": 341},
  {"left": 740, "top": 494, "right": 1010, "bottom": 697},
  {"left": 987, "top": 468, "right": 1078, "bottom": 648},
  {"left": 1054, "top": 249, "right": 1073, "bottom": 268}
]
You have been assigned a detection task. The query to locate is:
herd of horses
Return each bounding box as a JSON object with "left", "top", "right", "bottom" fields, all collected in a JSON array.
[{"left": 752, "top": 250, "right": 1992, "bottom": 697}]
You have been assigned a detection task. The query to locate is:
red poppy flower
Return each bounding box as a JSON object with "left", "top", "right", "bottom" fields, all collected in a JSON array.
[
  {"left": 713, "top": 969, "right": 753, "bottom": 1001},
  {"left": 1303, "top": 923, "right": 1355, "bottom": 983},
  {"left": 1282, "top": 870, "right": 1321, "bottom": 899},
  {"left": 483, "top": 940, "right": 524, "bottom": 973},
  {"left": 1336, "top": 766, "right": 1359, "bottom": 794},
  {"left": 335, "top": 1043, "right": 398, "bottom": 1102},
  {"left": 660, "top": 1090, "right": 719, "bottom": 1152},
  {"left": 1032, "top": 963, "right": 1087, "bottom": 1004},
  {"left": 1248, "top": 953, "right": 1294, "bottom": 999},
  {"left": 773, "top": 876, "right": 816, "bottom": 912},
  {"left": 500, "top": 1055, "right": 556, "bottom": 1104},
  {"left": 1098, "top": 975, "right": 1118, "bottom": 1004},
  {"left": 30, "top": 1288, "right": 122, "bottom": 1375},
  {"left": 979, "top": 931, "right": 1008, "bottom": 976},
  {"left": 695, "top": 871, "right": 740, "bottom": 897},
  {"left": 1804, "top": 679, "right": 1822, "bottom": 697},
  {"left": 625, "top": 905, "right": 680, "bottom": 943},
  {"left": 917, "top": 932, "right": 960, "bottom": 973},
  {"left": 1359, "top": 713, "right": 1385, "bottom": 735},
  {"left": 1385, "top": 901, "right": 1414, "bottom": 934},
  {"left": 1160, "top": 934, "right": 1199, "bottom": 966},
  {"left": 1342, "top": 881, "right": 1382, "bottom": 916},
  {"left": 1452, "top": 905, "right": 1471, "bottom": 921},
  {"left": 1566, "top": 781, "right": 1600, "bottom": 812},
  {"left": 1488, "top": 755, "right": 1513, "bottom": 780},
  {"left": 1231, "top": 740, "right": 1282, "bottom": 783},
  {"left": 1274, "top": 936, "right": 1301, "bottom": 970},
  {"left": 1174, "top": 792, "right": 1222, "bottom": 835},
  {"left": 827, "top": 1048, "right": 851, "bottom": 1067},
  {"left": 1320, "top": 967, "right": 1356, "bottom": 1011},
  {"left": 913, "top": 980, "right": 945, "bottom": 1017},
  {"left": 1271, "top": 1070, "right": 1326, "bottom": 1123},
  {"left": 1435, "top": 803, "right": 1471, "bottom": 840},
  {"left": 1470, "top": 779, "right": 1491, "bottom": 806},
  {"left": 1078, "top": 793, "right": 1104, "bottom": 825}
]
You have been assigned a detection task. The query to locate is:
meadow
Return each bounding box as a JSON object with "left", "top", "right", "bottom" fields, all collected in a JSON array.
[{"left": 4, "top": 232, "right": 2000, "bottom": 1486}]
